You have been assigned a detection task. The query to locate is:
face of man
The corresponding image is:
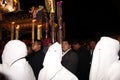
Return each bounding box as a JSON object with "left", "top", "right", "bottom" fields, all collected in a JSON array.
[
  {"left": 32, "top": 41, "right": 41, "bottom": 52},
  {"left": 72, "top": 43, "right": 81, "bottom": 51},
  {"left": 62, "top": 41, "right": 71, "bottom": 52},
  {"left": 89, "top": 41, "right": 96, "bottom": 50}
]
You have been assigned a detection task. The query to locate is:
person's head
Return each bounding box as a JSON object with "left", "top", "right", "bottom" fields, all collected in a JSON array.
[
  {"left": 38, "top": 42, "right": 63, "bottom": 80},
  {"left": 42, "top": 38, "right": 52, "bottom": 47},
  {"left": 71, "top": 40, "right": 81, "bottom": 51},
  {"left": 32, "top": 40, "right": 43, "bottom": 52},
  {"left": 2, "top": 40, "right": 27, "bottom": 66},
  {"left": 89, "top": 36, "right": 120, "bottom": 80},
  {"left": 43, "top": 42, "right": 62, "bottom": 67},
  {"left": 62, "top": 40, "right": 71, "bottom": 52},
  {"left": 88, "top": 40, "right": 96, "bottom": 50}
]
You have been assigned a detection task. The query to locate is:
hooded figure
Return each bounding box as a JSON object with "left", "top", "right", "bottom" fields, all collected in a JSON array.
[
  {"left": 89, "top": 36, "right": 120, "bottom": 80},
  {"left": 38, "top": 42, "right": 78, "bottom": 80},
  {"left": 0, "top": 40, "right": 36, "bottom": 80}
]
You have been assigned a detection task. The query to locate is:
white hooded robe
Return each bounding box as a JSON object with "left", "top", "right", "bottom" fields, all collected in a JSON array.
[
  {"left": 38, "top": 42, "right": 78, "bottom": 80},
  {"left": 0, "top": 40, "right": 36, "bottom": 80},
  {"left": 89, "top": 36, "right": 120, "bottom": 80}
]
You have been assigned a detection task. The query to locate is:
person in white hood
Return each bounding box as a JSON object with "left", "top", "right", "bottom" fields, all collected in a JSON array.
[
  {"left": 0, "top": 40, "right": 36, "bottom": 80},
  {"left": 38, "top": 42, "right": 78, "bottom": 80},
  {"left": 89, "top": 36, "right": 120, "bottom": 80}
]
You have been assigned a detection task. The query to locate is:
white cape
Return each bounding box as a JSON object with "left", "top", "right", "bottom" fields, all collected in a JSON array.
[
  {"left": 0, "top": 40, "right": 36, "bottom": 80},
  {"left": 89, "top": 36, "right": 120, "bottom": 80},
  {"left": 38, "top": 42, "right": 78, "bottom": 80}
]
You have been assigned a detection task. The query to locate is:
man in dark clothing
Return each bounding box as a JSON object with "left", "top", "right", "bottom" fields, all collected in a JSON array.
[
  {"left": 61, "top": 40, "right": 79, "bottom": 75},
  {"left": 26, "top": 40, "right": 45, "bottom": 79},
  {"left": 72, "top": 40, "right": 91, "bottom": 80}
]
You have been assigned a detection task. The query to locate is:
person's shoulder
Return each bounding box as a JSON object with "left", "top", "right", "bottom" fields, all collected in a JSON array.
[
  {"left": 68, "top": 49, "right": 77, "bottom": 54},
  {"left": 69, "top": 50, "right": 79, "bottom": 59}
]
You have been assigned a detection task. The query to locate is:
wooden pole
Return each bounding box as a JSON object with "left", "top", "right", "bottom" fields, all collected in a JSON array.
[
  {"left": 57, "top": 1, "right": 63, "bottom": 44},
  {"left": 49, "top": 0, "right": 56, "bottom": 43},
  {"left": 50, "top": 13, "right": 55, "bottom": 43},
  {"left": 45, "top": 16, "right": 49, "bottom": 39},
  {"left": 63, "top": 22, "right": 66, "bottom": 39}
]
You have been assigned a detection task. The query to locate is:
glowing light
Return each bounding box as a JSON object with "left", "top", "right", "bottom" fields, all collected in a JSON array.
[
  {"left": 7, "top": 5, "right": 14, "bottom": 12},
  {"left": 0, "top": 0, "right": 15, "bottom": 12}
]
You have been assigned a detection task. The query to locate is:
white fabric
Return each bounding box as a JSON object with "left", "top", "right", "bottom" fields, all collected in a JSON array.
[
  {"left": 0, "top": 40, "right": 36, "bottom": 80},
  {"left": 0, "top": 64, "right": 2, "bottom": 71},
  {"left": 89, "top": 36, "right": 120, "bottom": 80},
  {"left": 38, "top": 42, "right": 78, "bottom": 80},
  {"left": 104, "top": 61, "right": 120, "bottom": 80}
]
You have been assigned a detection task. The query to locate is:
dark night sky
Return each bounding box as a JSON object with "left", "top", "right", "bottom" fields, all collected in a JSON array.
[{"left": 19, "top": 0, "right": 120, "bottom": 40}]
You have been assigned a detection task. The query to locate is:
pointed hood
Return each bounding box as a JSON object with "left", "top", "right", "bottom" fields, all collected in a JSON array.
[
  {"left": 0, "top": 40, "right": 36, "bottom": 80},
  {"left": 2, "top": 40, "right": 27, "bottom": 66},
  {"left": 38, "top": 42, "right": 63, "bottom": 80},
  {"left": 89, "top": 36, "right": 120, "bottom": 80}
]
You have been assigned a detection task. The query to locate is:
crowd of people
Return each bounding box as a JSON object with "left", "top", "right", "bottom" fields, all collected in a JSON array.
[{"left": 0, "top": 35, "right": 120, "bottom": 80}]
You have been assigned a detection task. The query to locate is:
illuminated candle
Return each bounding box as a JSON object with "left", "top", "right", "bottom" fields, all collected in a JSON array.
[
  {"left": 37, "top": 25, "right": 42, "bottom": 40},
  {"left": 32, "top": 19, "right": 36, "bottom": 43},
  {"left": 50, "top": 0, "right": 55, "bottom": 13},
  {"left": 11, "top": 22, "right": 15, "bottom": 40},
  {"left": 15, "top": 25, "right": 20, "bottom": 40}
]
